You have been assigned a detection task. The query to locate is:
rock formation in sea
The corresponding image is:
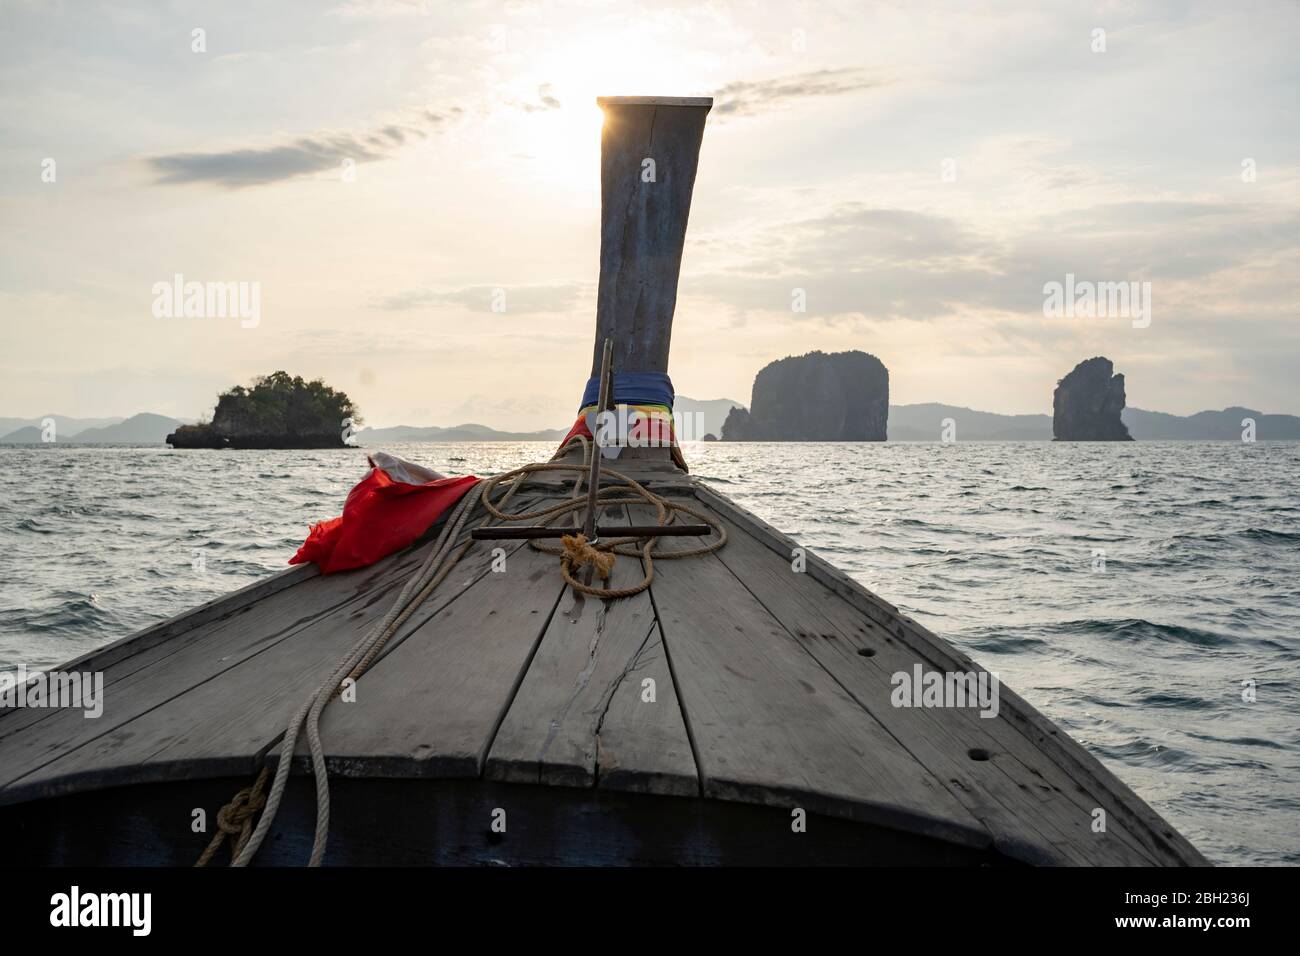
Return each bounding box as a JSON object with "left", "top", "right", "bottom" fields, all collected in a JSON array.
[
  {"left": 721, "top": 350, "right": 889, "bottom": 441},
  {"left": 1052, "top": 357, "right": 1133, "bottom": 441},
  {"left": 167, "top": 371, "right": 359, "bottom": 449}
]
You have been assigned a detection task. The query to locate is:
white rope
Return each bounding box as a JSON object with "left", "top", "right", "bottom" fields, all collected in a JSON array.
[
  {"left": 228, "top": 441, "right": 588, "bottom": 867},
  {"left": 223, "top": 436, "right": 721, "bottom": 866}
]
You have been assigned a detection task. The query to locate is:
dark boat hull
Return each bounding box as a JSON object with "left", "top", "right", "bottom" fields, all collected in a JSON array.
[{"left": 1, "top": 776, "right": 1005, "bottom": 867}]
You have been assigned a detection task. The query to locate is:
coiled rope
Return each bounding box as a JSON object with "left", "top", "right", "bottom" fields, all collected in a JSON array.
[{"left": 197, "top": 437, "right": 724, "bottom": 867}]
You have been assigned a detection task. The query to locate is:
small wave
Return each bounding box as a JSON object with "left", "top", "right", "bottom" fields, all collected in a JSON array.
[
  {"left": 1049, "top": 618, "right": 1234, "bottom": 647},
  {"left": 0, "top": 594, "right": 124, "bottom": 636},
  {"left": 1237, "top": 528, "right": 1300, "bottom": 543},
  {"left": 962, "top": 632, "right": 1050, "bottom": 654},
  {"left": 1094, "top": 738, "right": 1198, "bottom": 770},
  {"left": 1172, "top": 527, "right": 1300, "bottom": 545},
  {"left": 1184, "top": 731, "right": 1289, "bottom": 750},
  {"left": 13, "top": 517, "right": 55, "bottom": 534},
  {"left": 1137, "top": 691, "right": 1215, "bottom": 710}
]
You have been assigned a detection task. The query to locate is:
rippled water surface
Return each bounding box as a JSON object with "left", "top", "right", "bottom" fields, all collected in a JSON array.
[{"left": 2, "top": 440, "right": 1297, "bottom": 864}]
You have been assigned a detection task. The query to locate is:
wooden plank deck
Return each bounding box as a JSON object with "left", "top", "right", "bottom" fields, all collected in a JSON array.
[
  {"left": 484, "top": 503, "right": 698, "bottom": 796},
  {"left": 0, "top": 496, "right": 547, "bottom": 800},
  {"left": 0, "top": 478, "right": 1207, "bottom": 865}
]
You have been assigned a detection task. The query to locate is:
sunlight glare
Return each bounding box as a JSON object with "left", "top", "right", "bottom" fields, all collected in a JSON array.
[{"left": 504, "top": 24, "right": 712, "bottom": 187}]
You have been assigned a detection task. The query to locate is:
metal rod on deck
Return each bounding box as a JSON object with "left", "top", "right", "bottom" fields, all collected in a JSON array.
[
  {"left": 577, "top": 339, "right": 615, "bottom": 588},
  {"left": 582, "top": 339, "right": 614, "bottom": 543},
  {"left": 472, "top": 524, "right": 710, "bottom": 541}
]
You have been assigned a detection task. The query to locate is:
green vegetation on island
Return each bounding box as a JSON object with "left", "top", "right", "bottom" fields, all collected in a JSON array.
[{"left": 167, "top": 371, "right": 360, "bottom": 449}]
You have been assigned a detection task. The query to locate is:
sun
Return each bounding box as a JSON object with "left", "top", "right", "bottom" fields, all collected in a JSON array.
[
  {"left": 514, "top": 97, "right": 604, "bottom": 178},
  {"left": 503, "top": 27, "right": 712, "bottom": 184}
]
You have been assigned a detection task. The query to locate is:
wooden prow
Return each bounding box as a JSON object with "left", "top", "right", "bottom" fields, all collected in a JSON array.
[{"left": 591, "top": 96, "right": 712, "bottom": 379}]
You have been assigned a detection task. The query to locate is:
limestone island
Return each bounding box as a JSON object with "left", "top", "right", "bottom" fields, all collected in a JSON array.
[
  {"left": 1052, "top": 357, "right": 1133, "bottom": 441},
  {"left": 166, "top": 371, "right": 360, "bottom": 449},
  {"left": 722, "top": 350, "right": 889, "bottom": 440}
]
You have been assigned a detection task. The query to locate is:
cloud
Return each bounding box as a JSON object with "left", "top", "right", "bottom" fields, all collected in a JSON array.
[
  {"left": 681, "top": 198, "right": 1300, "bottom": 323},
  {"left": 519, "top": 83, "right": 562, "bottom": 113},
  {"left": 713, "top": 68, "right": 886, "bottom": 117},
  {"left": 147, "top": 107, "right": 458, "bottom": 188},
  {"left": 373, "top": 282, "right": 588, "bottom": 314},
  {"left": 331, "top": 0, "right": 432, "bottom": 18}
]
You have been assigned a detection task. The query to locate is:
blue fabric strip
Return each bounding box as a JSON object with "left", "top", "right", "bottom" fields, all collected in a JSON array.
[{"left": 579, "top": 372, "right": 674, "bottom": 410}]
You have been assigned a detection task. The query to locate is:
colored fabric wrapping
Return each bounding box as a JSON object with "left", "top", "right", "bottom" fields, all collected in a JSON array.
[
  {"left": 578, "top": 371, "right": 675, "bottom": 410},
  {"left": 558, "top": 402, "right": 688, "bottom": 472},
  {"left": 290, "top": 455, "right": 480, "bottom": 574}
]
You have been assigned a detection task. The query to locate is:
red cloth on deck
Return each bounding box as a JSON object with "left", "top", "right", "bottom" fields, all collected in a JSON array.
[{"left": 290, "top": 467, "right": 480, "bottom": 575}]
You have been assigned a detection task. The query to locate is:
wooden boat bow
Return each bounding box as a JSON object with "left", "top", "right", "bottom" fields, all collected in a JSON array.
[{"left": 0, "top": 95, "right": 1207, "bottom": 867}]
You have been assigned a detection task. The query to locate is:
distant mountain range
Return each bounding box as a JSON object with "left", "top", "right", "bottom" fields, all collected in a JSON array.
[
  {"left": 354, "top": 423, "right": 567, "bottom": 443},
  {"left": 0, "top": 413, "right": 189, "bottom": 444},
  {"left": 1123, "top": 407, "right": 1300, "bottom": 440},
  {"left": 0, "top": 415, "right": 123, "bottom": 438},
  {"left": 4, "top": 401, "right": 1297, "bottom": 444},
  {"left": 353, "top": 396, "right": 743, "bottom": 444},
  {"left": 888, "top": 404, "right": 1300, "bottom": 440},
  {"left": 673, "top": 396, "right": 744, "bottom": 439},
  {"left": 888, "top": 404, "right": 1052, "bottom": 440}
]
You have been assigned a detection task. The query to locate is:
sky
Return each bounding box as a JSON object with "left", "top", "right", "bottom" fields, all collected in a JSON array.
[{"left": 1, "top": 0, "right": 1297, "bottom": 429}]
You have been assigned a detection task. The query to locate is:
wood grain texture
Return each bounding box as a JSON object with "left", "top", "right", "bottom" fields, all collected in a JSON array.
[
  {"left": 0, "top": 545, "right": 430, "bottom": 801},
  {"left": 701, "top": 503, "right": 1159, "bottom": 865},
  {"left": 693, "top": 482, "right": 1208, "bottom": 866},
  {"left": 0, "top": 498, "right": 547, "bottom": 804},
  {"left": 591, "top": 101, "right": 710, "bottom": 377},
  {"left": 0, "top": 564, "right": 314, "bottom": 740},
  {"left": 629, "top": 500, "right": 991, "bottom": 849},
  {"left": 0, "top": 495, "right": 505, "bottom": 745},
  {"left": 485, "top": 504, "right": 698, "bottom": 796},
  {"left": 282, "top": 500, "right": 576, "bottom": 779}
]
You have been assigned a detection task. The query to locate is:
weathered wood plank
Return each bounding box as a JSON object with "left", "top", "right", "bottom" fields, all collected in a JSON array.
[
  {"left": 1, "top": 565, "right": 318, "bottom": 701},
  {"left": 485, "top": 504, "right": 698, "bottom": 796},
  {"left": 135, "top": 526, "right": 550, "bottom": 783},
  {"left": 0, "top": 565, "right": 313, "bottom": 740},
  {"left": 592, "top": 99, "right": 710, "bottom": 377},
  {"left": 0, "top": 496, "right": 530, "bottom": 743},
  {"left": 0, "top": 568, "right": 373, "bottom": 748},
  {"left": 0, "top": 494, "right": 516, "bottom": 743},
  {"left": 630, "top": 501, "right": 990, "bottom": 849},
  {"left": 0, "top": 545, "right": 429, "bottom": 797},
  {"left": 694, "top": 482, "right": 1208, "bottom": 866},
  {"left": 277, "top": 505, "right": 576, "bottom": 779},
  {"left": 701, "top": 503, "right": 1156, "bottom": 865},
  {"left": 0, "top": 498, "right": 547, "bottom": 804}
]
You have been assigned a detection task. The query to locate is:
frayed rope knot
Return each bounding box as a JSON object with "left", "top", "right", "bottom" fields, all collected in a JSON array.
[
  {"left": 195, "top": 766, "right": 269, "bottom": 867},
  {"left": 560, "top": 533, "right": 616, "bottom": 581}
]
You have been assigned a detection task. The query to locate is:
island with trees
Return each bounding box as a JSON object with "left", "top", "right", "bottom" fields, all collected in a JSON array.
[{"left": 166, "top": 371, "right": 360, "bottom": 449}]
